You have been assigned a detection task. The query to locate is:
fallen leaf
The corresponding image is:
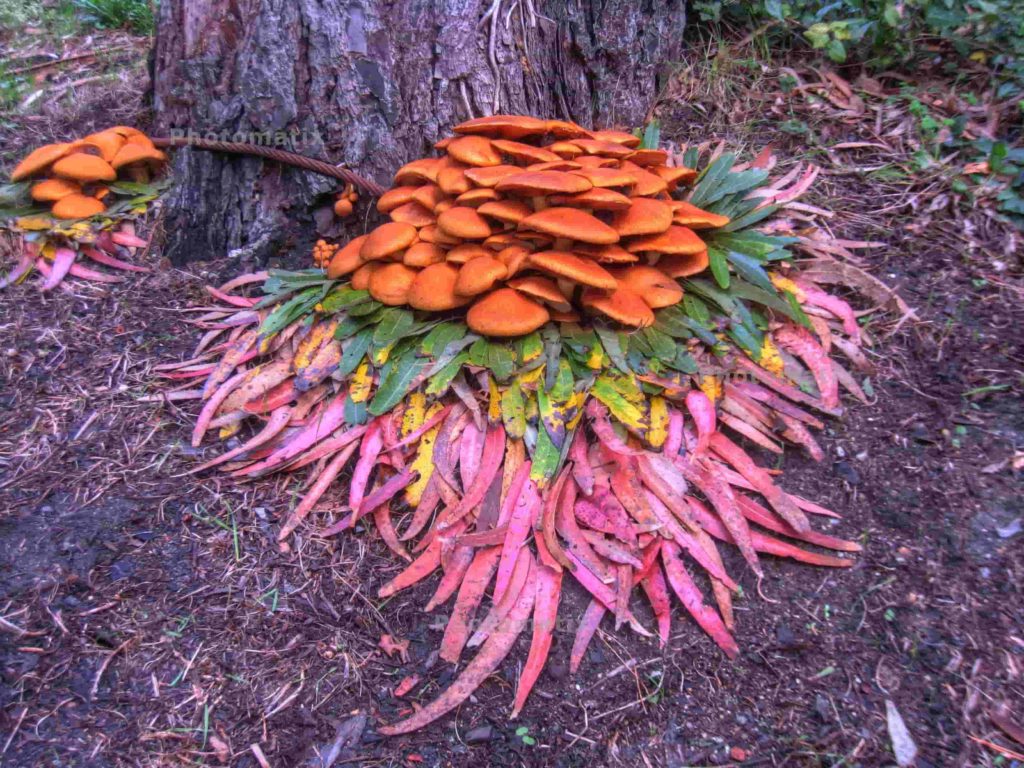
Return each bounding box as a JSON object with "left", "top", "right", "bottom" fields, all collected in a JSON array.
[
  {"left": 886, "top": 700, "right": 918, "bottom": 767},
  {"left": 394, "top": 674, "right": 420, "bottom": 698},
  {"left": 379, "top": 633, "right": 410, "bottom": 662}
]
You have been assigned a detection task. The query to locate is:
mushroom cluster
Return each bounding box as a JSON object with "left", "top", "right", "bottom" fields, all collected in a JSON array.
[
  {"left": 321, "top": 115, "right": 730, "bottom": 336},
  {"left": 10, "top": 127, "right": 167, "bottom": 220}
]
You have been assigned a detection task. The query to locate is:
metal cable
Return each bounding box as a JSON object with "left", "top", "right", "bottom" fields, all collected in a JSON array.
[{"left": 150, "top": 137, "right": 388, "bottom": 197}]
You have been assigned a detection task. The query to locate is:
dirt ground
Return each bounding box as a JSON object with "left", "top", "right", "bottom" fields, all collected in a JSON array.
[{"left": 1, "top": 33, "right": 1022, "bottom": 768}]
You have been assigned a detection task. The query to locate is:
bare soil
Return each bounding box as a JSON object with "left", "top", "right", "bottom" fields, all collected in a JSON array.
[{"left": 1, "top": 36, "right": 1022, "bottom": 768}]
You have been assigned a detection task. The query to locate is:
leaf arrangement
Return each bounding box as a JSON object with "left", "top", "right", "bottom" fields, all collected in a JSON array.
[
  {"left": 1, "top": 127, "right": 167, "bottom": 291},
  {"left": 163, "top": 116, "right": 876, "bottom": 734}
]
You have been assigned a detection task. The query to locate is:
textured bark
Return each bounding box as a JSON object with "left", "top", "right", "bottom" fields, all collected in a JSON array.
[{"left": 152, "top": 0, "right": 686, "bottom": 264}]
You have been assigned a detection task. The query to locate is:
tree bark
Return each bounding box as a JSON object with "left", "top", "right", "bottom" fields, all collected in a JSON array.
[{"left": 152, "top": 0, "right": 686, "bottom": 264}]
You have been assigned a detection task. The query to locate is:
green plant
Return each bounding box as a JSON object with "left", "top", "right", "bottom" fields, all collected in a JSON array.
[{"left": 73, "top": 0, "right": 154, "bottom": 34}]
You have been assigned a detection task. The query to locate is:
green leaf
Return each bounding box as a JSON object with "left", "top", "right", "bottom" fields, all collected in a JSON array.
[
  {"left": 537, "top": 359, "right": 575, "bottom": 449},
  {"left": 343, "top": 395, "right": 368, "bottom": 425},
  {"left": 667, "top": 347, "right": 699, "bottom": 374},
  {"left": 723, "top": 204, "right": 778, "bottom": 232},
  {"left": 339, "top": 329, "right": 372, "bottom": 376},
  {"left": 594, "top": 325, "right": 631, "bottom": 374},
  {"left": 258, "top": 288, "right": 321, "bottom": 336},
  {"left": 368, "top": 351, "right": 428, "bottom": 415},
  {"left": 639, "top": 327, "right": 676, "bottom": 360},
  {"left": 726, "top": 250, "right": 775, "bottom": 292},
  {"left": 707, "top": 246, "right": 731, "bottom": 289},
  {"left": 420, "top": 322, "right": 467, "bottom": 357},
  {"left": 640, "top": 119, "right": 661, "bottom": 150},
  {"left": 425, "top": 351, "right": 469, "bottom": 395},
  {"left": 653, "top": 305, "right": 694, "bottom": 338},
  {"left": 529, "top": 422, "right": 562, "bottom": 485},
  {"left": 372, "top": 307, "right": 416, "bottom": 347},
  {"left": 319, "top": 286, "right": 370, "bottom": 313},
  {"left": 501, "top": 380, "right": 526, "bottom": 439},
  {"left": 682, "top": 294, "right": 711, "bottom": 325}
]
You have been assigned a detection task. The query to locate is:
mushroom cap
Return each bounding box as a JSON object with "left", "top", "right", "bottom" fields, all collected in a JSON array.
[
  {"left": 610, "top": 197, "right": 674, "bottom": 237},
  {"left": 491, "top": 139, "right": 561, "bottom": 164},
  {"left": 569, "top": 167, "right": 638, "bottom": 188},
  {"left": 495, "top": 244, "right": 532, "bottom": 278},
  {"left": 546, "top": 141, "right": 585, "bottom": 159},
  {"left": 463, "top": 165, "right": 521, "bottom": 188},
  {"left": 625, "top": 149, "right": 669, "bottom": 166},
  {"left": 407, "top": 263, "right": 470, "bottom": 310},
  {"left": 574, "top": 243, "right": 638, "bottom": 263},
  {"left": 454, "top": 187, "right": 499, "bottom": 207},
  {"left": 361, "top": 221, "right": 419, "bottom": 260},
  {"left": 82, "top": 130, "right": 126, "bottom": 162},
  {"left": 446, "top": 135, "right": 503, "bottom": 167},
  {"left": 477, "top": 199, "right": 532, "bottom": 223},
  {"left": 525, "top": 159, "right": 582, "bottom": 172},
  {"left": 495, "top": 170, "right": 592, "bottom": 196},
  {"left": 625, "top": 225, "right": 706, "bottom": 255},
  {"left": 446, "top": 243, "right": 493, "bottom": 264},
  {"left": 669, "top": 201, "right": 730, "bottom": 229},
  {"left": 437, "top": 166, "right": 472, "bottom": 195},
  {"left": 110, "top": 143, "right": 166, "bottom": 169},
  {"left": 528, "top": 250, "right": 618, "bottom": 290},
  {"left": 394, "top": 157, "right": 442, "bottom": 184},
  {"left": 573, "top": 155, "right": 619, "bottom": 169},
  {"left": 411, "top": 184, "right": 449, "bottom": 211},
  {"left": 351, "top": 262, "right": 382, "bottom": 291},
  {"left": 652, "top": 165, "right": 698, "bottom": 187},
  {"left": 326, "top": 235, "right": 369, "bottom": 278},
  {"left": 437, "top": 206, "right": 492, "bottom": 239},
  {"left": 11, "top": 142, "right": 73, "bottom": 181},
  {"left": 619, "top": 161, "right": 668, "bottom": 196},
  {"left": 591, "top": 129, "right": 641, "bottom": 148},
  {"left": 467, "top": 288, "right": 550, "bottom": 336},
  {"left": 508, "top": 275, "right": 571, "bottom": 312},
  {"left": 377, "top": 185, "right": 421, "bottom": 213},
  {"left": 519, "top": 207, "right": 619, "bottom": 245},
  {"left": 545, "top": 120, "right": 592, "bottom": 139},
  {"left": 549, "top": 188, "right": 632, "bottom": 211},
  {"left": 653, "top": 250, "right": 710, "bottom": 278},
  {"left": 418, "top": 224, "right": 461, "bottom": 245},
  {"left": 582, "top": 286, "right": 654, "bottom": 328},
  {"left": 30, "top": 178, "right": 81, "bottom": 202},
  {"left": 616, "top": 265, "right": 684, "bottom": 309},
  {"left": 403, "top": 242, "right": 447, "bottom": 267},
  {"left": 570, "top": 138, "right": 633, "bottom": 158},
  {"left": 333, "top": 198, "right": 354, "bottom": 217},
  {"left": 454, "top": 115, "right": 548, "bottom": 139},
  {"left": 51, "top": 193, "right": 106, "bottom": 219},
  {"left": 455, "top": 255, "right": 507, "bottom": 296},
  {"left": 368, "top": 263, "right": 419, "bottom": 305},
  {"left": 51, "top": 153, "right": 117, "bottom": 182},
  {"left": 549, "top": 308, "right": 581, "bottom": 323},
  {"left": 389, "top": 201, "right": 435, "bottom": 227}
]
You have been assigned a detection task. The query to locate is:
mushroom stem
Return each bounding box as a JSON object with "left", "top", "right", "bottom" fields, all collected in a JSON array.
[
  {"left": 553, "top": 237, "right": 573, "bottom": 251},
  {"left": 531, "top": 195, "right": 548, "bottom": 212}
]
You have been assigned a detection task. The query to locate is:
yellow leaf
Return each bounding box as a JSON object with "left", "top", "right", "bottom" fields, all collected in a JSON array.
[
  {"left": 565, "top": 391, "right": 588, "bottom": 431},
  {"left": 969, "top": 51, "right": 987, "bottom": 64},
  {"left": 402, "top": 392, "right": 426, "bottom": 437},
  {"left": 770, "top": 273, "right": 805, "bottom": 301},
  {"left": 218, "top": 421, "right": 242, "bottom": 440},
  {"left": 488, "top": 377, "right": 502, "bottom": 423},
  {"left": 700, "top": 375, "right": 722, "bottom": 403},
  {"left": 648, "top": 395, "right": 668, "bottom": 449},
  {"left": 519, "top": 364, "right": 544, "bottom": 389},
  {"left": 372, "top": 341, "right": 394, "bottom": 366},
  {"left": 586, "top": 346, "right": 605, "bottom": 370},
  {"left": 405, "top": 403, "right": 443, "bottom": 506},
  {"left": 592, "top": 376, "right": 648, "bottom": 431},
  {"left": 16, "top": 216, "right": 53, "bottom": 231},
  {"left": 759, "top": 336, "right": 785, "bottom": 376},
  {"left": 350, "top": 361, "right": 373, "bottom": 403}
]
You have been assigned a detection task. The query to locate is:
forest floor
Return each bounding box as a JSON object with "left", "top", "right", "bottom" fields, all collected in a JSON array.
[{"left": 1, "top": 22, "right": 1023, "bottom": 768}]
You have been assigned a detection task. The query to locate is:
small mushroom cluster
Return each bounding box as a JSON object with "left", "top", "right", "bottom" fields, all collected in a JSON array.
[
  {"left": 10, "top": 127, "right": 167, "bottom": 220},
  {"left": 322, "top": 115, "right": 730, "bottom": 336}
]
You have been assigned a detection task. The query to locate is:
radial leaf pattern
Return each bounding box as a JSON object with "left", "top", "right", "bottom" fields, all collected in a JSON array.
[{"left": 169, "top": 116, "right": 880, "bottom": 734}]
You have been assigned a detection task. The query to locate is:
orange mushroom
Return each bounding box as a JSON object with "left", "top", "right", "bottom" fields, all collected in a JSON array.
[
  {"left": 368, "top": 263, "right": 418, "bottom": 305},
  {"left": 582, "top": 286, "right": 654, "bottom": 328},
  {"left": 51, "top": 153, "right": 117, "bottom": 183},
  {"left": 507, "top": 275, "right": 572, "bottom": 312},
  {"left": 528, "top": 251, "right": 618, "bottom": 290},
  {"left": 11, "top": 143, "right": 73, "bottom": 181},
  {"left": 625, "top": 225, "right": 706, "bottom": 255},
  {"left": 407, "top": 263, "right": 470, "bottom": 311},
  {"left": 361, "top": 222, "right": 418, "bottom": 260},
  {"left": 616, "top": 265, "right": 683, "bottom": 309},
  {"left": 403, "top": 242, "right": 447, "bottom": 267},
  {"left": 455, "top": 256, "right": 507, "bottom": 296},
  {"left": 519, "top": 207, "right": 619, "bottom": 245},
  {"left": 51, "top": 193, "right": 106, "bottom": 219},
  {"left": 30, "top": 178, "right": 81, "bottom": 202},
  {"left": 466, "top": 288, "right": 550, "bottom": 336},
  {"left": 437, "top": 207, "right": 492, "bottom": 240},
  {"left": 610, "top": 197, "right": 674, "bottom": 237},
  {"left": 446, "top": 136, "right": 502, "bottom": 167},
  {"left": 326, "top": 235, "right": 369, "bottom": 278}
]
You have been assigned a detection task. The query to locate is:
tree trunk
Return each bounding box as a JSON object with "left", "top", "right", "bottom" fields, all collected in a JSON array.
[{"left": 152, "top": 0, "right": 686, "bottom": 265}]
